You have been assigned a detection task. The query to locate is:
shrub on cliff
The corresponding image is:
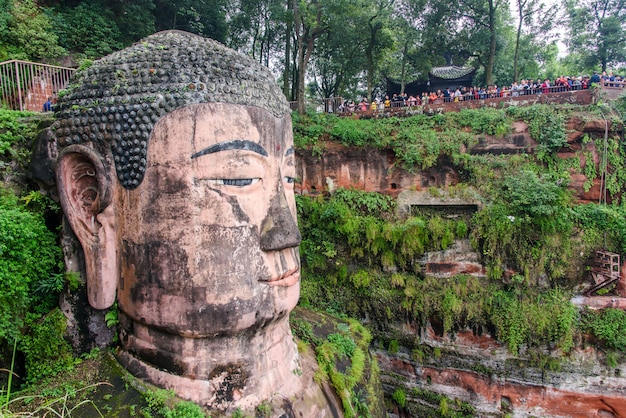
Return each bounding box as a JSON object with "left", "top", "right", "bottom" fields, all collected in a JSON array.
[
  {"left": 582, "top": 308, "right": 626, "bottom": 352},
  {"left": 0, "top": 186, "right": 72, "bottom": 383}
]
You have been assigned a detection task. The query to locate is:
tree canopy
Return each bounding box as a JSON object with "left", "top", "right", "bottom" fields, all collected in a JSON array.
[{"left": 2, "top": 0, "right": 624, "bottom": 111}]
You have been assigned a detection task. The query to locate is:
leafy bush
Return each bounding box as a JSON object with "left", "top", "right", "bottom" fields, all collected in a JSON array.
[
  {"left": 0, "top": 187, "right": 62, "bottom": 343},
  {"left": 0, "top": 109, "right": 42, "bottom": 185},
  {"left": 571, "top": 203, "right": 626, "bottom": 254},
  {"left": 0, "top": 0, "right": 65, "bottom": 61},
  {"left": 52, "top": 1, "right": 124, "bottom": 59},
  {"left": 489, "top": 288, "right": 577, "bottom": 354},
  {"left": 471, "top": 170, "right": 573, "bottom": 282},
  {"left": 392, "top": 388, "right": 406, "bottom": 408},
  {"left": 582, "top": 308, "right": 626, "bottom": 351},
  {"left": 19, "top": 309, "right": 74, "bottom": 384},
  {"left": 506, "top": 105, "right": 567, "bottom": 160},
  {"left": 453, "top": 108, "right": 511, "bottom": 136},
  {"left": 329, "top": 118, "right": 375, "bottom": 146}
]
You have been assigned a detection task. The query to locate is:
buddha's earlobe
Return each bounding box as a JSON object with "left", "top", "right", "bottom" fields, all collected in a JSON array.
[{"left": 56, "top": 145, "right": 117, "bottom": 309}]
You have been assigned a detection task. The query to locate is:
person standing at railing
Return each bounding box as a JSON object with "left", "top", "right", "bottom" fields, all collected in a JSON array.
[
  {"left": 589, "top": 71, "right": 601, "bottom": 86},
  {"left": 359, "top": 97, "right": 369, "bottom": 111},
  {"left": 43, "top": 97, "right": 53, "bottom": 112}
]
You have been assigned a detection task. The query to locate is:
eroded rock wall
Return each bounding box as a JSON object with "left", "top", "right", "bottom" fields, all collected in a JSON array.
[
  {"left": 295, "top": 114, "right": 621, "bottom": 205},
  {"left": 376, "top": 324, "right": 626, "bottom": 417}
]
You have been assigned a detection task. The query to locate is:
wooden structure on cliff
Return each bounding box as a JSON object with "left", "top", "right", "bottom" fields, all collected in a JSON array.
[{"left": 585, "top": 250, "right": 621, "bottom": 295}]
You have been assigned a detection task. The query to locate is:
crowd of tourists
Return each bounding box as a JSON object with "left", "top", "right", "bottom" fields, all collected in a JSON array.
[{"left": 338, "top": 71, "right": 624, "bottom": 113}]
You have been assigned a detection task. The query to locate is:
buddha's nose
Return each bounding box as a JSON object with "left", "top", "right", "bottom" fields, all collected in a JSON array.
[{"left": 260, "top": 184, "right": 301, "bottom": 251}]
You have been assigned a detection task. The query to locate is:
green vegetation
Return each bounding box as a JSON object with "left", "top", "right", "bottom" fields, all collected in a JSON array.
[
  {"left": 291, "top": 309, "right": 379, "bottom": 418},
  {"left": 581, "top": 308, "right": 626, "bottom": 352},
  {"left": 293, "top": 101, "right": 626, "bottom": 417},
  {"left": 411, "top": 388, "right": 476, "bottom": 418},
  {"left": 140, "top": 388, "right": 206, "bottom": 418},
  {"left": 0, "top": 109, "right": 44, "bottom": 187},
  {"left": 0, "top": 97, "right": 624, "bottom": 416},
  {"left": 314, "top": 320, "right": 372, "bottom": 417}
]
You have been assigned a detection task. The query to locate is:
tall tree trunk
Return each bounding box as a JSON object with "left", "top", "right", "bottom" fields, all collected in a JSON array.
[
  {"left": 485, "top": 0, "right": 497, "bottom": 86},
  {"left": 400, "top": 41, "right": 408, "bottom": 94},
  {"left": 283, "top": 0, "right": 292, "bottom": 99},
  {"left": 514, "top": 4, "right": 523, "bottom": 82}
]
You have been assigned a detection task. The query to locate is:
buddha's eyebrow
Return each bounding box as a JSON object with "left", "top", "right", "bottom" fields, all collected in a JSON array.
[
  {"left": 191, "top": 139, "right": 268, "bottom": 159},
  {"left": 285, "top": 146, "right": 294, "bottom": 156}
]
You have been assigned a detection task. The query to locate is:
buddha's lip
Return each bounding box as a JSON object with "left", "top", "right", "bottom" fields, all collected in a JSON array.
[{"left": 262, "top": 267, "right": 300, "bottom": 287}]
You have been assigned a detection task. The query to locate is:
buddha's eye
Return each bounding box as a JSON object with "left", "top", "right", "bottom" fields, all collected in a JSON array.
[{"left": 207, "top": 178, "right": 260, "bottom": 187}]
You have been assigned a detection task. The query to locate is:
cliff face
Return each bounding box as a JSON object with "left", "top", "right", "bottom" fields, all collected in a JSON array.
[
  {"left": 376, "top": 324, "right": 626, "bottom": 417},
  {"left": 296, "top": 115, "right": 619, "bottom": 205},
  {"left": 295, "top": 112, "right": 626, "bottom": 417}
]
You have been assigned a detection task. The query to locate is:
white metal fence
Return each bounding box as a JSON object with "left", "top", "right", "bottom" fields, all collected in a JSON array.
[{"left": 0, "top": 60, "right": 75, "bottom": 112}]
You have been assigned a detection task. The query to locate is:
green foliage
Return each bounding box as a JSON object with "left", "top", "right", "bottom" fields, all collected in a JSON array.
[
  {"left": 387, "top": 339, "right": 399, "bottom": 354},
  {"left": 314, "top": 319, "right": 372, "bottom": 418},
  {"left": 506, "top": 105, "right": 567, "bottom": 161},
  {"left": 0, "top": 187, "right": 62, "bottom": 343},
  {"left": 53, "top": 1, "right": 124, "bottom": 59},
  {"left": 333, "top": 188, "right": 396, "bottom": 216},
  {"left": 582, "top": 308, "right": 626, "bottom": 352},
  {"left": 500, "top": 170, "right": 571, "bottom": 222},
  {"left": 290, "top": 317, "right": 316, "bottom": 344},
  {"left": 105, "top": 303, "right": 120, "bottom": 328},
  {"left": 0, "top": 109, "right": 41, "bottom": 183},
  {"left": 0, "top": 0, "right": 65, "bottom": 61},
  {"left": 297, "top": 189, "right": 476, "bottom": 278},
  {"left": 166, "top": 401, "right": 205, "bottom": 418},
  {"left": 329, "top": 118, "right": 378, "bottom": 146},
  {"left": 411, "top": 388, "right": 476, "bottom": 417},
  {"left": 292, "top": 112, "right": 331, "bottom": 147},
  {"left": 471, "top": 170, "right": 573, "bottom": 282},
  {"left": 19, "top": 309, "right": 75, "bottom": 384},
  {"left": 391, "top": 388, "right": 406, "bottom": 408},
  {"left": 571, "top": 203, "right": 626, "bottom": 254},
  {"left": 140, "top": 388, "right": 205, "bottom": 417},
  {"left": 489, "top": 288, "right": 577, "bottom": 354},
  {"left": 605, "top": 351, "right": 620, "bottom": 369},
  {"left": 452, "top": 108, "right": 511, "bottom": 136},
  {"left": 256, "top": 401, "right": 272, "bottom": 418},
  {"left": 592, "top": 134, "right": 626, "bottom": 197}
]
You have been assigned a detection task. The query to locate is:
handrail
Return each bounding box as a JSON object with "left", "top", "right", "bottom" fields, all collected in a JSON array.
[{"left": 0, "top": 59, "right": 76, "bottom": 112}]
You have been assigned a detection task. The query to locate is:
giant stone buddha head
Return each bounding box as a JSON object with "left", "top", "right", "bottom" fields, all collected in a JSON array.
[{"left": 54, "top": 30, "right": 306, "bottom": 412}]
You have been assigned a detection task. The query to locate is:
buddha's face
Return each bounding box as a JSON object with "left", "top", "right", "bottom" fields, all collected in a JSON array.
[{"left": 115, "top": 102, "right": 301, "bottom": 336}]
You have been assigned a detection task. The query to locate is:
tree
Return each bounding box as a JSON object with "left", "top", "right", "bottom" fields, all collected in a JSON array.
[
  {"left": 226, "top": 0, "right": 288, "bottom": 67},
  {"left": 455, "top": 0, "right": 510, "bottom": 86},
  {"left": 153, "top": 0, "right": 228, "bottom": 42},
  {"left": 292, "top": 0, "right": 330, "bottom": 113},
  {"left": 382, "top": 1, "right": 432, "bottom": 94},
  {"left": 566, "top": 0, "right": 626, "bottom": 72},
  {"left": 362, "top": 0, "right": 395, "bottom": 101},
  {"left": 0, "top": 0, "right": 65, "bottom": 61},
  {"left": 513, "top": 0, "right": 556, "bottom": 82},
  {"left": 53, "top": 1, "right": 124, "bottom": 59},
  {"left": 104, "top": 0, "right": 156, "bottom": 45},
  {"left": 308, "top": 0, "right": 394, "bottom": 101}
]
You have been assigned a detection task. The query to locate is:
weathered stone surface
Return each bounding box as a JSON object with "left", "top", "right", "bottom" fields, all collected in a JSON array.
[
  {"left": 296, "top": 113, "right": 621, "bottom": 205},
  {"left": 416, "top": 239, "right": 485, "bottom": 278},
  {"left": 297, "top": 142, "right": 462, "bottom": 197},
  {"left": 376, "top": 323, "right": 626, "bottom": 418},
  {"left": 53, "top": 31, "right": 339, "bottom": 416}
]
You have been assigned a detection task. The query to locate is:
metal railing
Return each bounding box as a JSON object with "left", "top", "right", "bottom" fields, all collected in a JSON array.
[{"left": 0, "top": 60, "right": 76, "bottom": 112}]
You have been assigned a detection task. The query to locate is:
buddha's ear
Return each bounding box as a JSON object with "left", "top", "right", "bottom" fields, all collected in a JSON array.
[{"left": 56, "top": 145, "right": 117, "bottom": 310}]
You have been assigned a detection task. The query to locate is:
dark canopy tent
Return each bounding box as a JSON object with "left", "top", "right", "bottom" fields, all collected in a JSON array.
[{"left": 386, "top": 66, "right": 476, "bottom": 96}]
